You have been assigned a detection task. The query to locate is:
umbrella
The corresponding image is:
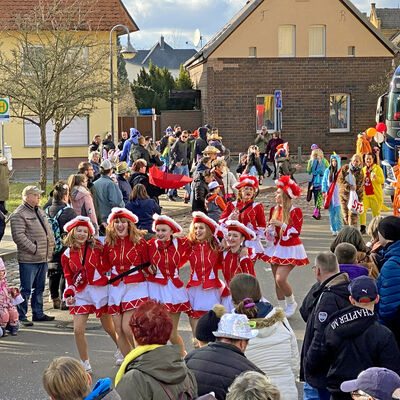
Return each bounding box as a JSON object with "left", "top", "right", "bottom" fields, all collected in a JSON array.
[{"left": 148, "top": 166, "right": 193, "bottom": 189}]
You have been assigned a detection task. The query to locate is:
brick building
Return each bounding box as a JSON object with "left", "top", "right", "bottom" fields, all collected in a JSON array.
[{"left": 185, "top": 0, "right": 398, "bottom": 156}]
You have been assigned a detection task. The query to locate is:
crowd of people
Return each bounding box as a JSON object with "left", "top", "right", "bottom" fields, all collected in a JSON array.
[{"left": 0, "top": 123, "right": 400, "bottom": 400}]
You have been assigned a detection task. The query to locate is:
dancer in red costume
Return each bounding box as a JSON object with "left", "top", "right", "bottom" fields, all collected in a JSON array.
[
  {"left": 219, "top": 175, "right": 266, "bottom": 259},
  {"left": 61, "top": 216, "right": 118, "bottom": 373},
  {"left": 265, "top": 176, "right": 309, "bottom": 318},
  {"left": 185, "top": 211, "right": 228, "bottom": 344},
  {"left": 146, "top": 214, "right": 191, "bottom": 356},
  {"left": 103, "top": 208, "right": 149, "bottom": 357}
]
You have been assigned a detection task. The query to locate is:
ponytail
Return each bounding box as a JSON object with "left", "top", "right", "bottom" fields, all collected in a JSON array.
[{"left": 235, "top": 297, "right": 258, "bottom": 319}]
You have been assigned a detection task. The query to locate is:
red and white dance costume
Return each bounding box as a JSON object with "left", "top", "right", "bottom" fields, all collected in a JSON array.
[
  {"left": 185, "top": 212, "right": 229, "bottom": 318},
  {"left": 146, "top": 215, "right": 191, "bottom": 314},
  {"left": 62, "top": 217, "right": 109, "bottom": 317},
  {"left": 219, "top": 175, "right": 266, "bottom": 259},
  {"left": 102, "top": 208, "right": 149, "bottom": 315}
]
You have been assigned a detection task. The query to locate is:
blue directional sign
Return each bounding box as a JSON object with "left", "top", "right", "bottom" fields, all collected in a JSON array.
[
  {"left": 274, "top": 90, "right": 282, "bottom": 110},
  {"left": 139, "top": 108, "right": 154, "bottom": 115}
]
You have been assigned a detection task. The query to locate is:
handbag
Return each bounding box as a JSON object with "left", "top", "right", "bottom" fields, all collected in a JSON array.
[
  {"left": 71, "top": 244, "right": 88, "bottom": 292},
  {"left": 348, "top": 190, "right": 364, "bottom": 215},
  {"left": 306, "top": 181, "right": 313, "bottom": 202}
]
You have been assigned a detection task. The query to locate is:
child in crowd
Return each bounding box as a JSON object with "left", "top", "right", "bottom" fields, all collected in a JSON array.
[
  {"left": 206, "top": 181, "right": 226, "bottom": 222},
  {"left": 245, "top": 145, "right": 264, "bottom": 183},
  {"left": 43, "top": 356, "right": 119, "bottom": 400},
  {"left": 334, "top": 243, "right": 369, "bottom": 280},
  {"left": 322, "top": 154, "right": 342, "bottom": 236},
  {"left": 0, "top": 257, "right": 20, "bottom": 337},
  {"left": 274, "top": 143, "right": 301, "bottom": 180}
]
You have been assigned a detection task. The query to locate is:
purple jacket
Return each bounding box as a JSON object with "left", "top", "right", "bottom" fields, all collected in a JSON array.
[
  {"left": 265, "top": 138, "right": 284, "bottom": 162},
  {"left": 339, "top": 264, "right": 369, "bottom": 281}
]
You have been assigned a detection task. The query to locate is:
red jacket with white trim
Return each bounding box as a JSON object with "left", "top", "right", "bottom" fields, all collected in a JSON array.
[
  {"left": 278, "top": 207, "right": 304, "bottom": 247},
  {"left": 220, "top": 250, "right": 255, "bottom": 287},
  {"left": 220, "top": 200, "right": 266, "bottom": 230}
]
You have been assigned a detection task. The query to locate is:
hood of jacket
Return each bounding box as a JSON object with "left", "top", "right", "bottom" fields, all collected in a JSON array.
[
  {"left": 198, "top": 127, "right": 208, "bottom": 141},
  {"left": 326, "top": 305, "right": 377, "bottom": 340},
  {"left": 71, "top": 185, "right": 89, "bottom": 201},
  {"left": 126, "top": 345, "right": 188, "bottom": 385},
  {"left": 251, "top": 307, "right": 286, "bottom": 338},
  {"left": 313, "top": 272, "right": 350, "bottom": 303},
  {"left": 330, "top": 154, "right": 341, "bottom": 170}
]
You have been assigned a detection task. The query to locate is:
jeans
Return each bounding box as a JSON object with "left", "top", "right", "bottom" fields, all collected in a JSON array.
[
  {"left": 303, "top": 383, "right": 320, "bottom": 400},
  {"left": 17, "top": 262, "right": 48, "bottom": 320},
  {"left": 261, "top": 154, "right": 272, "bottom": 174},
  {"left": 168, "top": 164, "right": 190, "bottom": 197}
]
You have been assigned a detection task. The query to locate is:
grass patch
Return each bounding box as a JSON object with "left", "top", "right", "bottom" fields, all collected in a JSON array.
[{"left": 7, "top": 182, "right": 53, "bottom": 213}]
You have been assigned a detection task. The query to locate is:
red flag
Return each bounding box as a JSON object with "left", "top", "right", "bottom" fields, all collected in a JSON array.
[{"left": 148, "top": 166, "right": 193, "bottom": 189}]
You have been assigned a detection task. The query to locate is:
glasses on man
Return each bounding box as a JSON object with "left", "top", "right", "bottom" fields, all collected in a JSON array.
[{"left": 181, "top": 135, "right": 188, "bottom": 139}]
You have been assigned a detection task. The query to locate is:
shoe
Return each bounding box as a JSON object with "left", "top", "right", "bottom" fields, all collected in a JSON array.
[
  {"left": 32, "top": 314, "right": 55, "bottom": 322},
  {"left": 53, "top": 298, "right": 61, "bottom": 309},
  {"left": 272, "top": 176, "right": 277, "bottom": 180},
  {"left": 1, "top": 330, "right": 8, "bottom": 337},
  {"left": 267, "top": 170, "right": 272, "bottom": 177},
  {"left": 60, "top": 301, "right": 68, "bottom": 311},
  {"left": 285, "top": 301, "right": 298, "bottom": 318},
  {"left": 81, "top": 359, "right": 92, "bottom": 373},
  {"left": 20, "top": 319, "right": 34, "bottom": 327},
  {"left": 312, "top": 208, "right": 321, "bottom": 220},
  {"left": 10, "top": 327, "right": 18, "bottom": 336},
  {"left": 332, "top": 231, "right": 338, "bottom": 236},
  {"left": 184, "top": 197, "right": 190, "bottom": 204},
  {"left": 168, "top": 195, "right": 176, "bottom": 202},
  {"left": 115, "top": 349, "right": 124, "bottom": 366}
]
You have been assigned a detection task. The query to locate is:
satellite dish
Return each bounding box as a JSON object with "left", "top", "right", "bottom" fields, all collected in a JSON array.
[{"left": 193, "top": 29, "right": 202, "bottom": 47}]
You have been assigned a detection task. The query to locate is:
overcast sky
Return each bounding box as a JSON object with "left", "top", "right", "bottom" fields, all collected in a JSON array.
[{"left": 124, "top": 0, "right": 400, "bottom": 50}]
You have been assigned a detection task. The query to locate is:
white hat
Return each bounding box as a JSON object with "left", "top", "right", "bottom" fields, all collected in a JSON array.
[
  {"left": 208, "top": 181, "right": 221, "bottom": 190},
  {"left": 152, "top": 214, "right": 183, "bottom": 234},
  {"left": 213, "top": 313, "right": 258, "bottom": 340},
  {"left": 101, "top": 159, "right": 113, "bottom": 170}
]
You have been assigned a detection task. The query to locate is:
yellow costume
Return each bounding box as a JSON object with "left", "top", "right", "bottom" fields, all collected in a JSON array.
[{"left": 360, "top": 163, "right": 385, "bottom": 226}]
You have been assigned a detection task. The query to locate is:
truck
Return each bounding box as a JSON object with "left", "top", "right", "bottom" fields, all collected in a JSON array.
[{"left": 376, "top": 65, "right": 400, "bottom": 196}]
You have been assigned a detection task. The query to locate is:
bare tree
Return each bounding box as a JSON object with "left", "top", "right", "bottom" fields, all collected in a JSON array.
[{"left": 0, "top": 0, "right": 111, "bottom": 188}]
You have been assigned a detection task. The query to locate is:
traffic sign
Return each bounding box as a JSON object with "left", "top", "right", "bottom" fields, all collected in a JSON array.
[
  {"left": 274, "top": 90, "right": 282, "bottom": 110},
  {"left": 0, "top": 98, "right": 10, "bottom": 122},
  {"left": 139, "top": 108, "right": 154, "bottom": 115}
]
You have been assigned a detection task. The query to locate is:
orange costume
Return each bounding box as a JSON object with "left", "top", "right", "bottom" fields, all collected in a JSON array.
[
  {"left": 393, "top": 160, "right": 400, "bottom": 216},
  {"left": 356, "top": 135, "right": 372, "bottom": 159}
]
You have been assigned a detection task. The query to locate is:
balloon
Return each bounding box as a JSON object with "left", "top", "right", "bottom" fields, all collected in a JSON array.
[
  {"left": 375, "top": 132, "right": 385, "bottom": 144},
  {"left": 376, "top": 122, "right": 387, "bottom": 133},
  {"left": 367, "top": 127, "right": 377, "bottom": 137}
]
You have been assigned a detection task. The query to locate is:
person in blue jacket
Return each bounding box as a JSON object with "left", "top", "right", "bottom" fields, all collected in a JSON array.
[
  {"left": 376, "top": 216, "right": 400, "bottom": 346},
  {"left": 120, "top": 128, "right": 140, "bottom": 165}
]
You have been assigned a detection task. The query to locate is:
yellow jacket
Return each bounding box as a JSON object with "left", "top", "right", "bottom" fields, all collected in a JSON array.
[{"left": 362, "top": 163, "right": 384, "bottom": 201}]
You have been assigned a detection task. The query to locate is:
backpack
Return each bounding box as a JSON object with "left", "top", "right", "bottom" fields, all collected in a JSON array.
[{"left": 45, "top": 206, "right": 67, "bottom": 255}]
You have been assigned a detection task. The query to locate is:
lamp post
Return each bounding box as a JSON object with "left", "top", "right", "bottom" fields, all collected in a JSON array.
[{"left": 110, "top": 24, "right": 136, "bottom": 141}]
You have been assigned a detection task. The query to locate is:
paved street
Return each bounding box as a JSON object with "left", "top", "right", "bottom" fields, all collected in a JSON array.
[{"left": 0, "top": 176, "right": 391, "bottom": 400}]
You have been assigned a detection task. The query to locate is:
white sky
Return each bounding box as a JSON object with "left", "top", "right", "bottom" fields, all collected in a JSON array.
[{"left": 123, "top": 0, "right": 400, "bottom": 49}]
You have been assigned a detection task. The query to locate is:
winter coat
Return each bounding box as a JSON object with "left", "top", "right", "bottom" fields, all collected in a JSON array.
[
  {"left": 266, "top": 138, "right": 284, "bottom": 162},
  {"left": 206, "top": 193, "right": 226, "bottom": 222},
  {"left": 222, "top": 169, "right": 237, "bottom": 200},
  {"left": 102, "top": 138, "right": 116, "bottom": 152},
  {"left": 192, "top": 175, "right": 209, "bottom": 214},
  {"left": 376, "top": 240, "right": 400, "bottom": 333},
  {"left": 185, "top": 341, "right": 263, "bottom": 400},
  {"left": 245, "top": 153, "right": 262, "bottom": 177},
  {"left": 255, "top": 134, "right": 269, "bottom": 152},
  {"left": 93, "top": 175, "right": 124, "bottom": 222},
  {"left": 70, "top": 186, "right": 98, "bottom": 231},
  {"left": 116, "top": 345, "right": 197, "bottom": 400},
  {"left": 89, "top": 140, "right": 100, "bottom": 153},
  {"left": 0, "top": 158, "right": 10, "bottom": 202},
  {"left": 306, "top": 305, "right": 400, "bottom": 396},
  {"left": 116, "top": 175, "right": 132, "bottom": 206},
  {"left": 129, "top": 172, "right": 165, "bottom": 200},
  {"left": 194, "top": 128, "right": 208, "bottom": 160},
  {"left": 300, "top": 272, "right": 351, "bottom": 388},
  {"left": 85, "top": 378, "right": 121, "bottom": 400},
  {"left": 339, "top": 264, "right": 369, "bottom": 280},
  {"left": 276, "top": 157, "right": 297, "bottom": 180},
  {"left": 126, "top": 198, "right": 161, "bottom": 232},
  {"left": 246, "top": 306, "right": 299, "bottom": 400},
  {"left": 307, "top": 159, "right": 327, "bottom": 189},
  {"left": 120, "top": 130, "right": 139, "bottom": 164},
  {"left": 117, "top": 137, "right": 127, "bottom": 151},
  {"left": 11, "top": 202, "right": 55, "bottom": 263},
  {"left": 90, "top": 161, "right": 100, "bottom": 178},
  {"left": 130, "top": 144, "right": 151, "bottom": 166},
  {"left": 337, "top": 164, "right": 364, "bottom": 203},
  {"left": 169, "top": 139, "right": 190, "bottom": 167}
]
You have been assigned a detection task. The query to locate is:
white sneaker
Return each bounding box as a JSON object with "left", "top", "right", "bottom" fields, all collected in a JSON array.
[
  {"left": 115, "top": 349, "right": 124, "bottom": 366},
  {"left": 285, "top": 301, "right": 298, "bottom": 318},
  {"left": 81, "top": 359, "right": 92, "bottom": 373}
]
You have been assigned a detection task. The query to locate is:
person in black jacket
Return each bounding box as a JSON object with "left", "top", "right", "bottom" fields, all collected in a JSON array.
[
  {"left": 129, "top": 136, "right": 151, "bottom": 166},
  {"left": 194, "top": 127, "right": 209, "bottom": 162},
  {"left": 192, "top": 170, "right": 213, "bottom": 214},
  {"left": 300, "top": 251, "right": 351, "bottom": 400},
  {"left": 117, "top": 131, "right": 128, "bottom": 151},
  {"left": 45, "top": 181, "right": 76, "bottom": 309},
  {"left": 306, "top": 276, "right": 400, "bottom": 400},
  {"left": 88, "top": 135, "right": 101, "bottom": 153},
  {"left": 185, "top": 313, "right": 263, "bottom": 400},
  {"left": 102, "top": 132, "right": 116, "bottom": 153}
]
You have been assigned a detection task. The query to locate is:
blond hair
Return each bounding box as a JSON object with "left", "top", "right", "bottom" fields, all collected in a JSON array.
[
  {"left": 62, "top": 226, "right": 98, "bottom": 250},
  {"left": 43, "top": 357, "right": 89, "bottom": 400},
  {"left": 272, "top": 189, "right": 292, "bottom": 226},
  {"left": 105, "top": 217, "right": 146, "bottom": 246},
  {"left": 309, "top": 148, "right": 324, "bottom": 162},
  {"left": 188, "top": 221, "right": 219, "bottom": 251}
]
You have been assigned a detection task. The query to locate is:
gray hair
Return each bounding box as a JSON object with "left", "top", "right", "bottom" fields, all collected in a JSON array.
[
  {"left": 89, "top": 151, "right": 101, "bottom": 161},
  {"left": 316, "top": 251, "right": 339, "bottom": 274},
  {"left": 226, "top": 371, "right": 280, "bottom": 400}
]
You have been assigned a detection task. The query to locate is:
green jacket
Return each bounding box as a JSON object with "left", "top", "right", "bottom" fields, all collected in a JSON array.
[
  {"left": 255, "top": 134, "right": 269, "bottom": 151},
  {"left": 116, "top": 345, "right": 197, "bottom": 400}
]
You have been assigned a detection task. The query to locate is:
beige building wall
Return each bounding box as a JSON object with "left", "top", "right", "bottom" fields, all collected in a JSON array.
[{"left": 210, "top": 0, "right": 392, "bottom": 59}]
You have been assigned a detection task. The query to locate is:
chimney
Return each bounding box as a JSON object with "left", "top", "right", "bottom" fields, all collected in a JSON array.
[
  {"left": 159, "top": 35, "right": 165, "bottom": 50},
  {"left": 371, "top": 2, "right": 376, "bottom": 10}
]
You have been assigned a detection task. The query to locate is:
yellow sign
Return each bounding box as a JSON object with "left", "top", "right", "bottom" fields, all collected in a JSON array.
[
  {"left": 0, "top": 99, "right": 8, "bottom": 114},
  {"left": 0, "top": 98, "right": 10, "bottom": 122}
]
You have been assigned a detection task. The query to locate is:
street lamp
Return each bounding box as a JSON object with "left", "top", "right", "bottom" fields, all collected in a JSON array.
[{"left": 110, "top": 24, "right": 136, "bottom": 141}]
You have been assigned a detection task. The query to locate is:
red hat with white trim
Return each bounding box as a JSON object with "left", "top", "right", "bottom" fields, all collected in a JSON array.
[
  {"left": 233, "top": 174, "right": 259, "bottom": 190},
  {"left": 107, "top": 207, "right": 138, "bottom": 225},
  {"left": 152, "top": 214, "right": 183, "bottom": 234},
  {"left": 275, "top": 175, "right": 301, "bottom": 199},
  {"left": 226, "top": 220, "right": 256, "bottom": 241},
  {"left": 192, "top": 211, "right": 219, "bottom": 234},
  {"left": 64, "top": 216, "right": 95, "bottom": 235}
]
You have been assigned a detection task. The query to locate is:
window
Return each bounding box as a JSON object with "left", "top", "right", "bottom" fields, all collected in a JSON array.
[
  {"left": 348, "top": 46, "right": 355, "bottom": 57},
  {"left": 22, "top": 46, "right": 45, "bottom": 75},
  {"left": 66, "top": 46, "right": 89, "bottom": 72},
  {"left": 24, "top": 116, "right": 89, "bottom": 147},
  {"left": 256, "top": 95, "right": 275, "bottom": 132},
  {"left": 249, "top": 47, "right": 257, "bottom": 58},
  {"left": 278, "top": 25, "right": 295, "bottom": 57},
  {"left": 388, "top": 92, "right": 400, "bottom": 121},
  {"left": 309, "top": 25, "right": 325, "bottom": 57},
  {"left": 330, "top": 94, "right": 350, "bottom": 132}
]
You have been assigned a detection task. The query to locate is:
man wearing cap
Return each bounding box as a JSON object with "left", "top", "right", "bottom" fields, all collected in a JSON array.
[
  {"left": 341, "top": 367, "right": 400, "bottom": 400},
  {"left": 185, "top": 313, "right": 263, "bottom": 400},
  {"left": 255, "top": 127, "right": 272, "bottom": 177},
  {"left": 93, "top": 159, "right": 124, "bottom": 228},
  {"left": 10, "top": 186, "right": 55, "bottom": 325},
  {"left": 306, "top": 276, "right": 400, "bottom": 400},
  {"left": 116, "top": 162, "right": 132, "bottom": 206},
  {"left": 376, "top": 216, "right": 400, "bottom": 345}
]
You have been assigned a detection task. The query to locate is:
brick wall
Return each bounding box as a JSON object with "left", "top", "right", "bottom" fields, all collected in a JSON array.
[
  {"left": 201, "top": 57, "right": 393, "bottom": 156},
  {"left": 160, "top": 110, "right": 203, "bottom": 133}
]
